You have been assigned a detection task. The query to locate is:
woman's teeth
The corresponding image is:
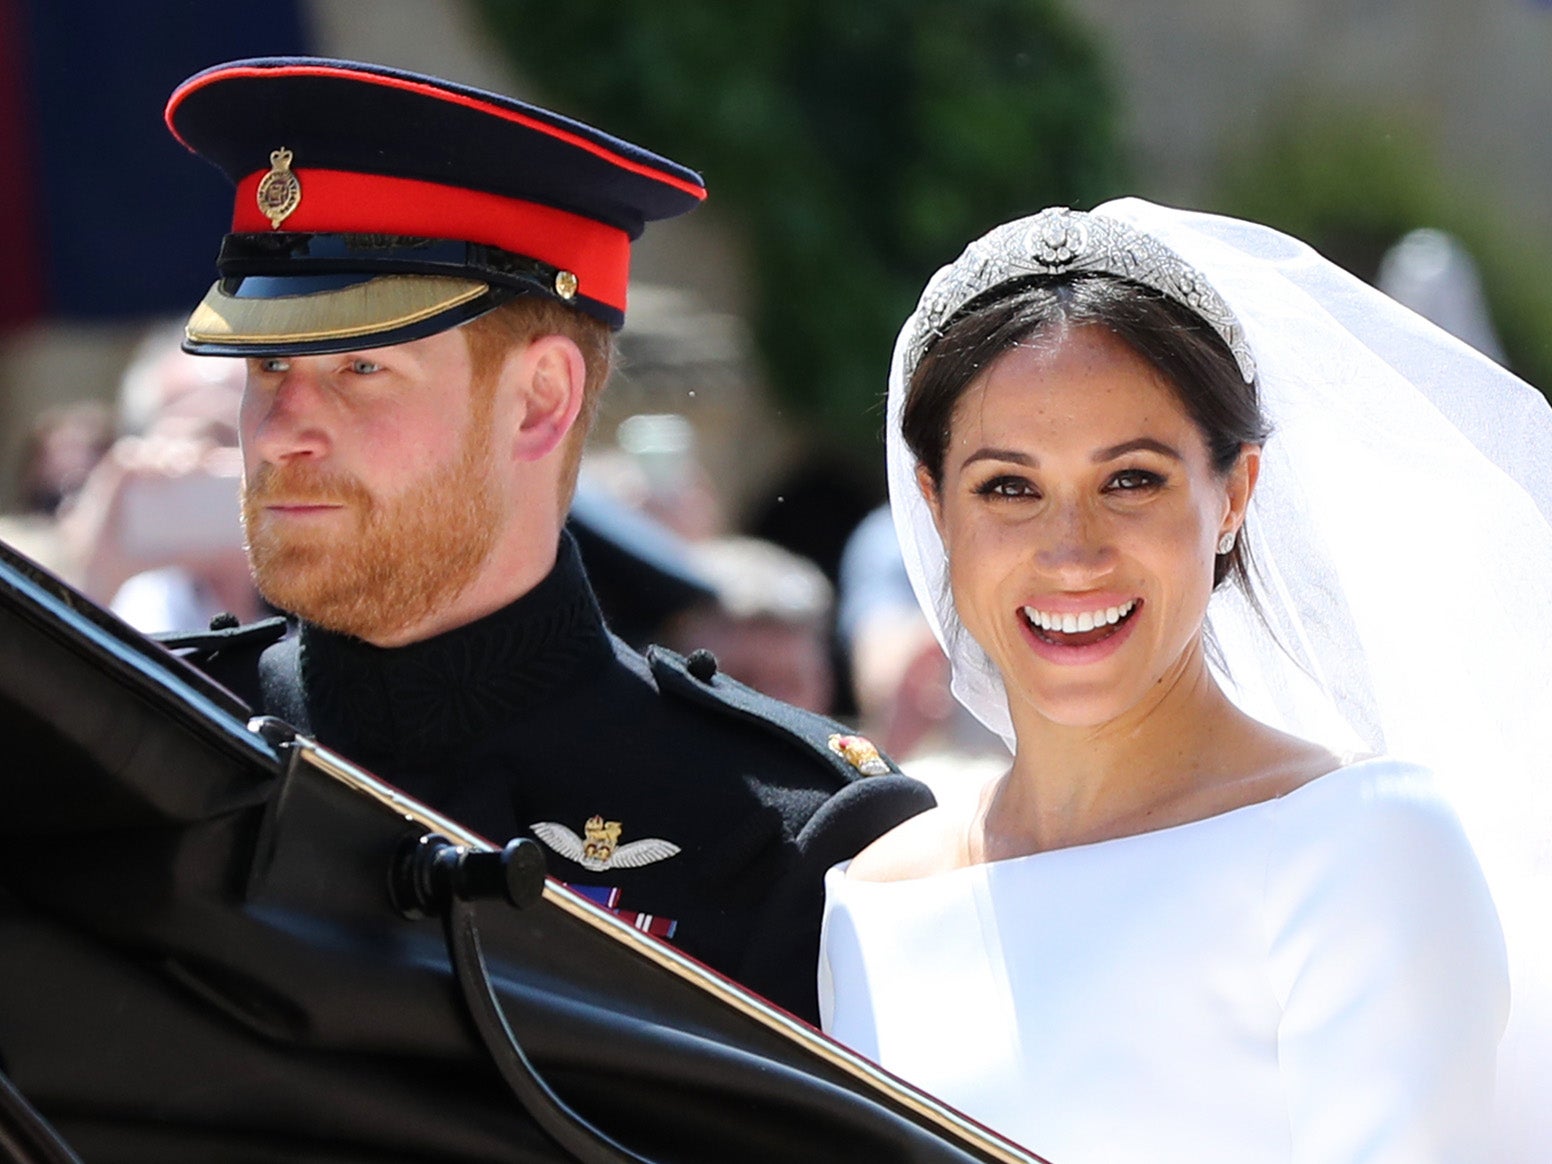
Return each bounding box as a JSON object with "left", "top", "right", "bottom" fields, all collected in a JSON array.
[{"left": 1021, "top": 599, "right": 1137, "bottom": 634}]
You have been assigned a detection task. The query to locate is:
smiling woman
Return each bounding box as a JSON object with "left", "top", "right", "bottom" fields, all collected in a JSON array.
[
  {"left": 887, "top": 255, "right": 1306, "bottom": 857},
  {"left": 819, "top": 202, "right": 1552, "bottom": 1163}
]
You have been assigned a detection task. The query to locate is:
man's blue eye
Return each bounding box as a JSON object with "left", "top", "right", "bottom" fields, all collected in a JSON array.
[{"left": 351, "top": 359, "right": 382, "bottom": 374}]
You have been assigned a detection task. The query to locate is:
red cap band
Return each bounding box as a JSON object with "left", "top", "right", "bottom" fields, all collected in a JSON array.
[{"left": 232, "top": 168, "right": 631, "bottom": 313}]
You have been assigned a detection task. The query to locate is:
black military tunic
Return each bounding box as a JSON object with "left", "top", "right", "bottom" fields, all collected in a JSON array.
[{"left": 177, "top": 533, "right": 933, "bottom": 1022}]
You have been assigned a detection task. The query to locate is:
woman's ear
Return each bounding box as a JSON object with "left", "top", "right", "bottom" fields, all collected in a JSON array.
[
  {"left": 916, "top": 463, "right": 947, "bottom": 541},
  {"left": 1221, "top": 443, "right": 1261, "bottom": 539},
  {"left": 507, "top": 334, "right": 587, "bottom": 463}
]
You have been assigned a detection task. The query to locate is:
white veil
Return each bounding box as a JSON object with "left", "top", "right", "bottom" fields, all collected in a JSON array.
[{"left": 885, "top": 198, "right": 1552, "bottom": 1160}]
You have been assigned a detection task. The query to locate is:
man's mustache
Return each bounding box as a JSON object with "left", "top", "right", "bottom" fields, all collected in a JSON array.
[{"left": 243, "top": 462, "right": 373, "bottom": 508}]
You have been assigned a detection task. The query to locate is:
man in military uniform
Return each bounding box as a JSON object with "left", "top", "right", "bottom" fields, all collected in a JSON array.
[{"left": 159, "top": 58, "right": 932, "bottom": 1023}]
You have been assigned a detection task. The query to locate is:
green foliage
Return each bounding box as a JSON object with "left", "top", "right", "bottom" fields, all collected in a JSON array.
[
  {"left": 1217, "top": 106, "right": 1552, "bottom": 396},
  {"left": 474, "top": 0, "right": 1125, "bottom": 446}
]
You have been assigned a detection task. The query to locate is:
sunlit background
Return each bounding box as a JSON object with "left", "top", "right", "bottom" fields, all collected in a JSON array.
[{"left": 3, "top": 0, "right": 1549, "bottom": 635}]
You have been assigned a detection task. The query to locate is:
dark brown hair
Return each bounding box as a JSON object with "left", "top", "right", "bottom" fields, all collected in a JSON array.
[{"left": 902, "top": 273, "right": 1270, "bottom": 589}]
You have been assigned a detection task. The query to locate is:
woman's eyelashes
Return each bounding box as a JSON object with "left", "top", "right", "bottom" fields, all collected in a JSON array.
[
  {"left": 968, "top": 467, "right": 1167, "bottom": 501},
  {"left": 972, "top": 474, "right": 1039, "bottom": 500},
  {"left": 1105, "top": 468, "right": 1166, "bottom": 493}
]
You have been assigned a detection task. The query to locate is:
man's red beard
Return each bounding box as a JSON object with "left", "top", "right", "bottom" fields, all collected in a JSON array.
[{"left": 241, "top": 423, "right": 500, "bottom": 642}]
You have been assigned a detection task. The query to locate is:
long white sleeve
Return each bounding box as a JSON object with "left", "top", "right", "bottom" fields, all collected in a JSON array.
[{"left": 1264, "top": 763, "right": 1508, "bottom": 1163}]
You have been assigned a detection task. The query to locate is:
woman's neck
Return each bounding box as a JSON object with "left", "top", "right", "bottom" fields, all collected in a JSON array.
[{"left": 978, "top": 646, "right": 1261, "bottom": 859}]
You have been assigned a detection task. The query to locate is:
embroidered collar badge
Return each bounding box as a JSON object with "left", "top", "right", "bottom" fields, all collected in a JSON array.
[{"left": 530, "top": 816, "right": 681, "bottom": 872}]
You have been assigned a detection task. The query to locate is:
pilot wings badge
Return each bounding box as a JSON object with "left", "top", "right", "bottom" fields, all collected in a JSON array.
[{"left": 529, "top": 816, "right": 681, "bottom": 872}]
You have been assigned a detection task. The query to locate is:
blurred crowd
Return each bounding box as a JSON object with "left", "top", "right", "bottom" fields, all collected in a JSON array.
[{"left": 2, "top": 324, "right": 260, "bottom": 632}]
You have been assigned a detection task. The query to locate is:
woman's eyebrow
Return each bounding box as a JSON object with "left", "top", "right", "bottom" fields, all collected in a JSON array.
[
  {"left": 960, "top": 447, "right": 1035, "bottom": 471},
  {"left": 1092, "top": 437, "right": 1182, "bottom": 463},
  {"left": 958, "top": 438, "right": 1183, "bottom": 471}
]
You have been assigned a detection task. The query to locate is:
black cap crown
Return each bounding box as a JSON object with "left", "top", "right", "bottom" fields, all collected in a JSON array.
[{"left": 165, "top": 57, "right": 706, "bottom": 353}]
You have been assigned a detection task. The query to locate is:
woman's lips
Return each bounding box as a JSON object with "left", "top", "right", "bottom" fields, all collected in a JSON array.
[{"left": 1017, "top": 598, "right": 1142, "bottom": 664}]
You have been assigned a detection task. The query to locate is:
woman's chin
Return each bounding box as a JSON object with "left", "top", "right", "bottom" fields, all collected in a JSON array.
[{"left": 1009, "top": 681, "right": 1145, "bottom": 734}]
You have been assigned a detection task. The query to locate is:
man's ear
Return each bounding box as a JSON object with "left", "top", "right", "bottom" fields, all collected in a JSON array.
[{"left": 507, "top": 334, "right": 587, "bottom": 463}]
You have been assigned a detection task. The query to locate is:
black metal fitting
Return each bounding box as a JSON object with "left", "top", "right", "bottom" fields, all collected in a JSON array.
[{"left": 391, "top": 834, "right": 547, "bottom": 920}]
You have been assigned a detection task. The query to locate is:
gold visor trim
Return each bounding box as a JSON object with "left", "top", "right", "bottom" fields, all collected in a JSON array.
[{"left": 185, "top": 274, "right": 489, "bottom": 346}]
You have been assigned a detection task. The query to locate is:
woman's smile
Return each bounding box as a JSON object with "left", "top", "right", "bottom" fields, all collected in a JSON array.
[{"left": 1018, "top": 597, "right": 1142, "bottom": 663}]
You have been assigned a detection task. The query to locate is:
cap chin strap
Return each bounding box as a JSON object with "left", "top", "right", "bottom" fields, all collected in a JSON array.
[{"left": 216, "top": 232, "right": 580, "bottom": 298}]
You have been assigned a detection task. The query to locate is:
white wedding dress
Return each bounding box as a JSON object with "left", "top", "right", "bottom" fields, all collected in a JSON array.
[{"left": 819, "top": 758, "right": 1507, "bottom": 1164}]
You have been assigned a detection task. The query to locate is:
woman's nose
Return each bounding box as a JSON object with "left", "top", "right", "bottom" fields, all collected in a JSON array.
[{"left": 1035, "top": 501, "right": 1111, "bottom": 576}]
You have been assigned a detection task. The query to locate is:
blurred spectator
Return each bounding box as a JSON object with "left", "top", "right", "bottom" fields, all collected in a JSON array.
[
  {"left": 837, "top": 505, "right": 947, "bottom": 754},
  {"left": 15, "top": 401, "right": 114, "bottom": 517},
  {"left": 836, "top": 504, "right": 1004, "bottom": 802},
  {"left": 660, "top": 535, "right": 835, "bottom": 714},
  {"left": 1377, "top": 228, "right": 1506, "bottom": 364},
  {"left": 587, "top": 412, "right": 725, "bottom": 542},
  {"left": 59, "top": 324, "right": 261, "bottom": 633},
  {"left": 115, "top": 321, "right": 247, "bottom": 447},
  {"left": 0, "top": 401, "right": 114, "bottom": 576},
  {"left": 566, "top": 479, "right": 716, "bottom": 650}
]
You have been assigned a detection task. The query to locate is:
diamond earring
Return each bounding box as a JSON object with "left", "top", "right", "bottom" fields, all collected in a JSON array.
[{"left": 1217, "top": 529, "right": 1237, "bottom": 555}]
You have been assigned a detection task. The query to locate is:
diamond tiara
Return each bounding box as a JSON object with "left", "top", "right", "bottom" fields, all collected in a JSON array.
[{"left": 903, "top": 207, "right": 1256, "bottom": 384}]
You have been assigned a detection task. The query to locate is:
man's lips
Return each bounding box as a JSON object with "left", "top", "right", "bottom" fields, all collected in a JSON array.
[{"left": 261, "top": 501, "right": 346, "bottom": 516}]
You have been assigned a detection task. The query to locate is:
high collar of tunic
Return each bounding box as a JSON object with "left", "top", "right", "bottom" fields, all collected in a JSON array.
[{"left": 297, "top": 532, "right": 613, "bottom": 761}]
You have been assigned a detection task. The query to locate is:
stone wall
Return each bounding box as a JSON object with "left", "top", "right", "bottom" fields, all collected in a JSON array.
[{"left": 1082, "top": 0, "right": 1552, "bottom": 237}]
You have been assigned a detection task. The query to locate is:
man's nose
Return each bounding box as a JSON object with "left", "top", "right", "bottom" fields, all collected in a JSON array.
[{"left": 244, "top": 370, "right": 331, "bottom": 465}]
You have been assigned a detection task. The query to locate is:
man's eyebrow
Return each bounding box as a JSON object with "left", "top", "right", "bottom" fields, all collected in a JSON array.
[{"left": 1093, "top": 437, "right": 1182, "bottom": 463}]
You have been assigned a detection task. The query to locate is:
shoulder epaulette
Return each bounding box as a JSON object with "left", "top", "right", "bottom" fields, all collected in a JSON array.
[
  {"left": 154, "top": 614, "right": 290, "bottom": 655},
  {"left": 645, "top": 645, "right": 903, "bottom": 785}
]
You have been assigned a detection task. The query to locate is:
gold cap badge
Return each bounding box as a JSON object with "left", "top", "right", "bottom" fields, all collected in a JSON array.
[
  {"left": 553, "top": 270, "right": 579, "bottom": 300},
  {"left": 828, "top": 733, "right": 891, "bottom": 776},
  {"left": 255, "top": 147, "right": 302, "bottom": 229}
]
